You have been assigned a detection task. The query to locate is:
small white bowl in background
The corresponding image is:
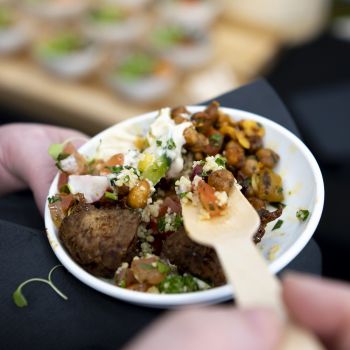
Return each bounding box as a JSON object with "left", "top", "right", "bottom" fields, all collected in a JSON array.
[
  {"left": 45, "top": 106, "right": 324, "bottom": 308},
  {"left": 105, "top": 0, "right": 153, "bottom": 12},
  {"left": 105, "top": 51, "right": 177, "bottom": 103},
  {"left": 22, "top": 0, "right": 88, "bottom": 21},
  {"left": 157, "top": 0, "right": 223, "bottom": 31},
  {"left": 82, "top": 6, "right": 149, "bottom": 45},
  {"left": 0, "top": 6, "right": 30, "bottom": 54},
  {"left": 150, "top": 26, "right": 213, "bottom": 70},
  {"left": 33, "top": 34, "right": 103, "bottom": 80}
]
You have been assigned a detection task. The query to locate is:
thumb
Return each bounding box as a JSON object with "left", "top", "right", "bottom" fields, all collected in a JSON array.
[{"left": 124, "top": 307, "right": 282, "bottom": 350}]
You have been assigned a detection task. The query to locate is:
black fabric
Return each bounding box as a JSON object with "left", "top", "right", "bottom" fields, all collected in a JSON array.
[
  {"left": 267, "top": 33, "right": 350, "bottom": 281},
  {"left": 0, "top": 79, "right": 322, "bottom": 350}
]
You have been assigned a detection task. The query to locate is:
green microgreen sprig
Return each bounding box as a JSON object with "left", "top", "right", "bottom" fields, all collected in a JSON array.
[{"left": 12, "top": 265, "right": 68, "bottom": 308}]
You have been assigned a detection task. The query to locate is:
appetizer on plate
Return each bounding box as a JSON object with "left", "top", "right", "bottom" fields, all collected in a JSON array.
[
  {"left": 157, "top": 0, "right": 222, "bottom": 31},
  {"left": 105, "top": 0, "right": 153, "bottom": 12},
  {"left": 0, "top": 6, "right": 29, "bottom": 54},
  {"left": 150, "top": 25, "right": 212, "bottom": 70},
  {"left": 82, "top": 4, "right": 148, "bottom": 45},
  {"left": 47, "top": 102, "right": 284, "bottom": 294},
  {"left": 22, "top": 0, "right": 88, "bottom": 21},
  {"left": 105, "top": 51, "right": 177, "bottom": 103},
  {"left": 33, "top": 31, "right": 101, "bottom": 79}
]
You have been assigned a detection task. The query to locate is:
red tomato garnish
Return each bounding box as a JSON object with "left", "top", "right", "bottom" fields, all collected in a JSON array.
[{"left": 197, "top": 180, "right": 221, "bottom": 217}]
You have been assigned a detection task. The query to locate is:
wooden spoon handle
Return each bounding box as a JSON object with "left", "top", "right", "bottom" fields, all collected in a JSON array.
[{"left": 214, "top": 238, "right": 325, "bottom": 350}]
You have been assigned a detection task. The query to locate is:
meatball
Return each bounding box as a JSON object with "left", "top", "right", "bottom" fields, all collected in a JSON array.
[
  {"left": 59, "top": 203, "right": 140, "bottom": 278},
  {"left": 225, "top": 140, "right": 245, "bottom": 168},
  {"left": 161, "top": 228, "right": 226, "bottom": 286},
  {"left": 208, "top": 169, "right": 235, "bottom": 194}
]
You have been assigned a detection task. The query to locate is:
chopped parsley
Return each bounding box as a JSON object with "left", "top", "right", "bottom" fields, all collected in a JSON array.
[
  {"left": 156, "top": 140, "right": 162, "bottom": 147},
  {"left": 272, "top": 219, "right": 283, "bottom": 231},
  {"left": 167, "top": 138, "right": 176, "bottom": 150},
  {"left": 157, "top": 214, "right": 183, "bottom": 232},
  {"left": 158, "top": 274, "right": 199, "bottom": 294},
  {"left": 215, "top": 155, "right": 226, "bottom": 167},
  {"left": 179, "top": 192, "right": 189, "bottom": 199},
  {"left": 48, "top": 195, "right": 61, "bottom": 204},
  {"left": 12, "top": 265, "right": 68, "bottom": 308},
  {"left": 209, "top": 134, "right": 223, "bottom": 147},
  {"left": 104, "top": 192, "right": 117, "bottom": 200},
  {"left": 296, "top": 209, "right": 310, "bottom": 222}
]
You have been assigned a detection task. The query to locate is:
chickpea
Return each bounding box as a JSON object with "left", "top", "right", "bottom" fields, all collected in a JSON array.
[
  {"left": 204, "top": 101, "right": 220, "bottom": 124},
  {"left": 208, "top": 169, "right": 235, "bottom": 194},
  {"left": 248, "top": 135, "right": 263, "bottom": 153},
  {"left": 224, "top": 141, "right": 245, "bottom": 168},
  {"left": 240, "top": 158, "right": 260, "bottom": 177},
  {"left": 248, "top": 197, "right": 266, "bottom": 211},
  {"left": 127, "top": 180, "right": 151, "bottom": 209},
  {"left": 191, "top": 112, "right": 212, "bottom": 134},
  {"left": 184, "top": 126, "right": 199, "bottom": 146},
  {"left": 194, "top": 152, "right": 204, "bottom": 161},
  {"left": 256, "top": 148, "right": 280, "bottom": 168},
  {"left": 173, "top": 116, "right": 187, "bottom": 124},
  {"left": 171, "top": 106, "right": 190, "bottom": 119},
  {"left": 189, "top": 133, "right": 209, "bottom": 153}
]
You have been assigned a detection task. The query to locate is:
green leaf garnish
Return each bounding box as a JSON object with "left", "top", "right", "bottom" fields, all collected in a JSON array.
[
  {"left": 167, "top": 138, "right": 176, "bottom": 150},
  {"left": 215, "top": 155, "right": 226, "bottom": 167},
  {"left": 296, "top": 209, "right": 310, "bottom": 222},
  {"left": 157, "top": 261, "right": 170, "bottom": 274},
  {"left": 272, "top": 219, "right": 283, "bottom": 231},
  {"left": 209, "top": 134, "right": 222, "bottom": 147},
  {"left": 179, "top": 192, "right": 189, "bottom": 199},
  {"left": 48, "top": 195, "right": 61, "bottom": 204},
  {"left": 12, "top": 265, "right": 68, "bottom": 308},
  {"left": 104, "top": 191, "right": 117, "bottom": 200},
  {"left": 48, "top": 143, "right": 65, "bottom": 161}
]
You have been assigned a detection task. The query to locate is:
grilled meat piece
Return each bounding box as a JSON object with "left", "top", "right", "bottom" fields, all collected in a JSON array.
[
  {"left": 59, "top": 203, "right": 140, "bottom": 278},
  {"left": 161, "top": 228, "right": 226, "bottom": 286}
]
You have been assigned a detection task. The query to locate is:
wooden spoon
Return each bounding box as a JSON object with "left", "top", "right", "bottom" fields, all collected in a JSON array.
[{"left": 181, "top": 184, "right": 324, "bottom": 350}]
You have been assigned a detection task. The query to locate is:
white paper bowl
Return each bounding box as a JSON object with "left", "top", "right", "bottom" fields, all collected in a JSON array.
[{"left": 45, "top": 106, "right": 324, "bottom": 308}]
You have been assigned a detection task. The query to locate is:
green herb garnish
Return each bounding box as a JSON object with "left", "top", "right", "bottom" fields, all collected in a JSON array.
[
  {"left": 215, "top": 155, "right": 226, "bottom": 167},
  {"left": 167, "top": 138, "right": 176, "bottom": 150},
  {"left": 37, "top": 33, "right": 87, "bottom": 58},
  {"left": 179, "top": 192, "right": 189, "bottom": 199},
  {"left": 152, "top": 26, "right": 185, "bottom": 48},
  {"left": 89, "top": 6, "right": 123, "bottom": 23},
  {"left": 272, "top": 219, "right": 283, "bottom": 231},
  {"left": 157, "top": 216, "right": 166, "bottom": 232},
  {"left": 12, "top": 265, "right": 68, "bottom": 308},
  {"left": 158, "top": 274, "right": 199, "bottom": 294},
  {"left": 156, "top": 140, "right": 162, "bottom": 147},
  {"left": 117, "top": 53, "right": 157, "bottom": 81},
  {"left": 296, "top": 209, "right": 310, "bottom": 222},
  {"left": 104, "top": 191, "right": 117, "bottom": 200},
  {"left": 209, "top": 134, "right": 223, "bottom": 147},
  {"left": 48, "top": 195, "right": 61, "bottom": 204},
  {"left": 157, "top": 261, "right": 170, "bottom": 274}
]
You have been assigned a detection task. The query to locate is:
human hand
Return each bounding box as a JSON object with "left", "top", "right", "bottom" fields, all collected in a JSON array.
[
  {"left": 282, "top": 272, "right": 350, "bottom": 350},
  {"left": 124, "top": 307, "right": 281, "bottom": 350},
  {"left": 0, "top": 123, "right": 88, "bottom": 215}
]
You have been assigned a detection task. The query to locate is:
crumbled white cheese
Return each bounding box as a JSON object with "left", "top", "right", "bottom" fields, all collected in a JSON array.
[
  {"left": 162, "top": 212, "right": 181, "bottom": 232},
  {"left": 141, "top": 199, "right": 163, "bottom": 223},
  {"left": 192, "top": 175, "right": 203, "bottom": 190},
  {"left": 108, "top": 167, "right": 140, "bottom": 189},
  {"left": 145, "top": 108, "right": 191, "bottom": 178},
  {"left": 214, "top": 191, "right": 228, "bottom": 207},
  {"left": 59, "top": 155, "right": 78, "bottom": 174},
  {"left": 202, "top": 155, "right": 226, "bottom": 174},
  {"left": 175, "top": 176, "right": 192, "bottom": 194}
]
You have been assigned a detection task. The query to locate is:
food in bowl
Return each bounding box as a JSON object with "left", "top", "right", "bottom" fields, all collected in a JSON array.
[
  {"left": 105, "top": 51, "right": 177, "bottom": 103},
  {"left": 33, "top": 31, "right": 101, "bottom": 79},
  {"left": 82, "top": 4, "right": 148, "bottom": 45},
  {"left": 157, "top": 0, "right": 222, "bottom": 31},
  {"left": 150, "top": 25, "right": 212, "bottom": 70},
  {"left": 23, "top": 0, "right": 88, "bottom": 21},
  {"left": 0, "top": 6, "right": 29, "bottom": 54},
  {"left": 48, "top": 102, "right": 285, "bottom": 294}
]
